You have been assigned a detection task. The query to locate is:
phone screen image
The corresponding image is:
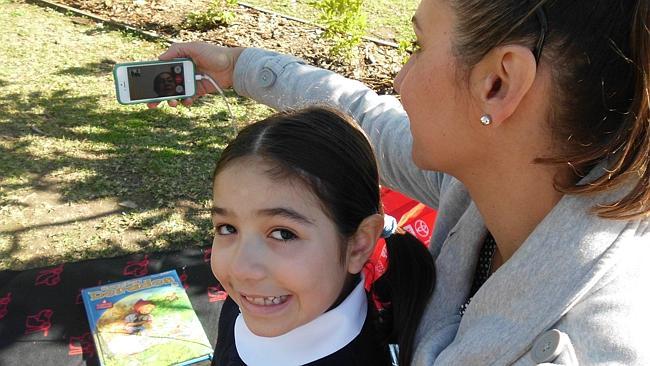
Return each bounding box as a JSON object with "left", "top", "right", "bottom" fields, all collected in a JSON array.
[{"left": 127, "top": 62, "right": 187, "bottom": 101}]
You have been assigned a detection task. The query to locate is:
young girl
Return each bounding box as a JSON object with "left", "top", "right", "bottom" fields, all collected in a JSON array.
[{"left": 209, "top": 106, "right": 435, "bottom": 366}]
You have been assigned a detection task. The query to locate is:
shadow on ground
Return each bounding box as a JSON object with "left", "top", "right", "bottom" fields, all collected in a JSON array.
[
  {"left": 55, "top": 58, "right": 117, "bottom": 77},
  {"left": 0, "top": 71, "right": 241, "bottom": 269}
]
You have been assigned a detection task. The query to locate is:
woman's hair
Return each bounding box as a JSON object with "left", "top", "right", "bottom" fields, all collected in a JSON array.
[
  {"left": 449, "top": 0, "right": 650, "bottom": 219},
  {"left": 213, "top": 106, "right": 435, "bottom": 365}
]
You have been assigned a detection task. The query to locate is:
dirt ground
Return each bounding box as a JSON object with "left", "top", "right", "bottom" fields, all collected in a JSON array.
[{"left": 54, "top": 0, "right": 405, "bottom": 94}]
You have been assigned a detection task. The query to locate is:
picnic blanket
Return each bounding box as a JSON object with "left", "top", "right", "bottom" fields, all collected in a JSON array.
[
  {"left": 0, "top": 246, "right": 222, "bottom": 366},
  {"left": 0, "top": 189, "right": 435, "bottom": 366}
]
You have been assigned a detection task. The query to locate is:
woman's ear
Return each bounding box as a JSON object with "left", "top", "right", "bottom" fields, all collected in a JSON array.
[
  {"left": 470, "top": 45, "right": 537, "bottom": 127},
  {"left": 346, "top": 214, "right": 384, "bottom": 275}
]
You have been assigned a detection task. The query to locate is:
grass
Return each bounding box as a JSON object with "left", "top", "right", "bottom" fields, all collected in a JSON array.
[
  {"left": 0, "top": 0, "right": 272, "bottom": 270},
  {"left": 241, "top": 0, "right": 418, "bottom": 42}
]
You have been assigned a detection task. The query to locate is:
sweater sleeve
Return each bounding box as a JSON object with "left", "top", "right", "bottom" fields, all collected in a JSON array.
[{"left": 233, "top": 48, "right": 444, "bottom": 210}]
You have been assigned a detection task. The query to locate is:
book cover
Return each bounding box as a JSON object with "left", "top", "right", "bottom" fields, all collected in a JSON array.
[{"left": 81, "top": 270, "right": 213, "bottom": 366}]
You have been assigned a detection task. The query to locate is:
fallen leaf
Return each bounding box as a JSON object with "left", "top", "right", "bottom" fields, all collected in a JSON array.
[{"left": 118, "top": 200, "right": 138, "bottom": 209}]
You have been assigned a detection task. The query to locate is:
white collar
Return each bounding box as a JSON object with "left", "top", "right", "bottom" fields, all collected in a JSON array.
[{"left": 234, "top": 277, "right": 368, "bottom": 366}]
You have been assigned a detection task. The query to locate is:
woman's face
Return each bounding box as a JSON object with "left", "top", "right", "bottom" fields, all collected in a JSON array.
[
  {"left": 210, "top": 159, "right": 351, "bottom": 337},
  {"left": 394, "top": 0, "right": 475, "bottom": 173}
]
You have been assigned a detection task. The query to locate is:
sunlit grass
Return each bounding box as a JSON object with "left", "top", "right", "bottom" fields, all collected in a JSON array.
[{"left": 0, "top": 1, "right": 272, "bottom": 270}]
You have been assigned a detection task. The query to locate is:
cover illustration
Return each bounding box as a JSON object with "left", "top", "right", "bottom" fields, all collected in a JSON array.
[{"left": 81, "top": 270, "right": 213, "bottom": 366}]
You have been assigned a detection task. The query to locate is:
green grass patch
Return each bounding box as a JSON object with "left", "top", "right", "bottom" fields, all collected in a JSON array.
[
  {"left": 0, "top": 1, "right": 272, "bottom": 270},
  {"left": 242, "top": 0, "right": 418, "bottom": 42}
]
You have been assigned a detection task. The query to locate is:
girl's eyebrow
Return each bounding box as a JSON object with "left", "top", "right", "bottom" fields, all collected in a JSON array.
[
  {"left": 258, "top": 207, "right": 315, "bottom": 226},
  {"left": 211, "top": 206, "right": 229, "bottom": 216},
  {"left": 210, "top": 206, "right": 315, "bottom": 226}
]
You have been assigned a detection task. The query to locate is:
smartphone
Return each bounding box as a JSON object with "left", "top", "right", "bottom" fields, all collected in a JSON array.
[{"left": 113, "top": 59, "right": 196, "bottom": 104}]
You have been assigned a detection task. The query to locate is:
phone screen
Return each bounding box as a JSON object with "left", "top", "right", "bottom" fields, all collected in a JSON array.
[{"left": 127, "top": 62, "right": 187, "bottom": 101}]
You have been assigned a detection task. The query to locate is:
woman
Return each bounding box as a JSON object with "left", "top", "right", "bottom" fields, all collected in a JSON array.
[{"left": 151, "top": 0, "right": 650, "bottom": 364}]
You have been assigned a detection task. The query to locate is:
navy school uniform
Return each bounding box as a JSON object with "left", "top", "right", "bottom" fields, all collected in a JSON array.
[{"left": 212, "top": 296, "right": 393, "bottom": 366}]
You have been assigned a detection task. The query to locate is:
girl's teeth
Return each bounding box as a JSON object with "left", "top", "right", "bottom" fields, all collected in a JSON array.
[{"left": 245, "top": 295, "right": 287, "bottom": 306}]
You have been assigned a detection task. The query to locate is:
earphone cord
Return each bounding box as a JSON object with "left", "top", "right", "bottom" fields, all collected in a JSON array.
[{"left": 195, "top": 74, "right": 236, "bottom": 136}]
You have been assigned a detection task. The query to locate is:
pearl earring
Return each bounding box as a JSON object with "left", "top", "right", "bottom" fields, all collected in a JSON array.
[{"left": 480, "top": 114, "right": 492, "bottom": 126}]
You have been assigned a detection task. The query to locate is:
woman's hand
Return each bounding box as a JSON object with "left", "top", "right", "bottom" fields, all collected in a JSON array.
[{"left": 147, "top": 42, "right": 245, "bottom": 108}]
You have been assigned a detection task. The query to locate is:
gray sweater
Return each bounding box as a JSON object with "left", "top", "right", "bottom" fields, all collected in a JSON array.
[{"left": 233, "top": 48, "right": 650, "bottom": 365}]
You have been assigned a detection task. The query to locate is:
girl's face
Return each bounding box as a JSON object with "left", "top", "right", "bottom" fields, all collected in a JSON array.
[
  {"left": 210, "top": 158, "right": 352, "bottom": 337},
  {"left": 393, "top": 0, "right": 476, "bottom": 174}
]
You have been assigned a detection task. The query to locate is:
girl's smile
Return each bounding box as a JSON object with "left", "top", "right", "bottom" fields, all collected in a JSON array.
[
  {"left": 240, "top": 294, "right": 290, "bottom": 306},
  {"left": 237, "top": 292, "right": 292, "bottom": 317}
]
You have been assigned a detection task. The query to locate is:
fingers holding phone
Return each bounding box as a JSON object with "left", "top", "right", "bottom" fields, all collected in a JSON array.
[
  {"left": 154, "top": 42, "right": 245, "bottom": 107},
  {"left": 159, "top": 42, "right": 243, "bottom": 89}
]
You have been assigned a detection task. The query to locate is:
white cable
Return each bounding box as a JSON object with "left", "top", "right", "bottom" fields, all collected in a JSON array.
[{"left": 195, "top": 74, "right": 236, "bottom": 135}]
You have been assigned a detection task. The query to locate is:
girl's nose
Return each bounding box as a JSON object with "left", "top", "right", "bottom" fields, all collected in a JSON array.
[{"left": 229, "top": 236, "right": 267, "bottom": 282}]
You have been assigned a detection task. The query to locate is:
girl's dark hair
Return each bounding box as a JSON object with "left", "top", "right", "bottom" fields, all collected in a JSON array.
[
  {"left": 450, "top": 0, "right": 650, "bottom": 219},
  {"left": 213, "top": 106, "right": 435, "bottom": 365}
]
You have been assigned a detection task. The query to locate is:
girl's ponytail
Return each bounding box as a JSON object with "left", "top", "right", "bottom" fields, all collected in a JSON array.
[{"left": 371, "top": 229, "right": 435, "bottom": 366}]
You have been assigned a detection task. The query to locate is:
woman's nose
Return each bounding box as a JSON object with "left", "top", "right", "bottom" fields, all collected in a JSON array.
[{"left": 393, "top": 57, "right": 412, "bottom": 94}]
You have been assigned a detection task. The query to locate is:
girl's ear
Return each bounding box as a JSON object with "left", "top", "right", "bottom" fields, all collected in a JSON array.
[{"left": 346, "top": 214, "right": 384, "bottom": 275}]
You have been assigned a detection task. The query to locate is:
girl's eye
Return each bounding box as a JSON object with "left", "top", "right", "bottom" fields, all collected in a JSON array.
[
  {"left": 269, "top": 229, "right": 297, "bottom": 241},
  {"left": 216, "top": 224, "right": 237, "bottom": 235}
]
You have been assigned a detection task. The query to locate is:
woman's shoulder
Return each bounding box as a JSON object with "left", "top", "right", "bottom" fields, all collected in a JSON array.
[
  {"left": 544, "top": 216, "right": 649, "bottom": 363},
  {"left": 554, "top": 236, "right": 650, "bottom": 364},
  {"left": 578, "top": 216, "right": 649, "bottom": 298}
]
